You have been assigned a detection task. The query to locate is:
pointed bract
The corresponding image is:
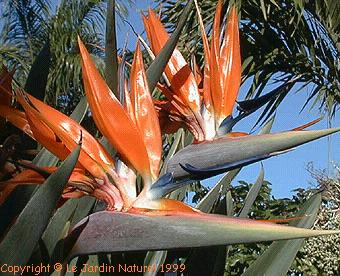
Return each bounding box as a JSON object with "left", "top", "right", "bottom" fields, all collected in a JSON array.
[
  {"left": 78, "top": 38, "right": 151, "bottom": 179},
  {"left": 18, "top": 90, "right": 115, "bottom": 180},
  {"left": 16, "top": 92, "right": 70, "bottom": 161},
  {"left": 291, "top": 118, "right": 322, "bottom": 131},
  {"left": 130, "top": 43, "right": 162, "bottom": 181},
  {"left": 210, "top": 0, "right": 223, "bottom": 122},
  {"left": 143, "top": 10, "right": 201, "bottom": 113},
  {"left": 220, "top": 6, "right": 241, "bottom": 120}
]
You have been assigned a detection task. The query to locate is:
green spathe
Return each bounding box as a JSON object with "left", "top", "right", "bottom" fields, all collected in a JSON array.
[
  {"left": 69, "top": 211, "right": 340, "bottom": 258},
  {"left": 167, "top": 128, "right": 340, "bottom": 180}
]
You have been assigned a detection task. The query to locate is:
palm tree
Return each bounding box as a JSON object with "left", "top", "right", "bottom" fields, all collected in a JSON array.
[
  {"left": 0, "top": 0, "right": 130, "bottom": 112},
  {"left": 155, "top": 0, "right": 339, "bottom": 121},
  {"left": 0, "top": 0, "right": 51, "bottom": 81}
]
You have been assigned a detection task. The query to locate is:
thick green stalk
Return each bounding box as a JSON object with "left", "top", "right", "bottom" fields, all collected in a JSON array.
[{"left": 105, "top": 0, "right": 118, "bottom": 97}]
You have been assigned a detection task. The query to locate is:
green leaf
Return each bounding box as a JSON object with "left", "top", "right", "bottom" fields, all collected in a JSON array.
[
  {"left": 226, "top": 191, "right": 234, "bottom": 216},
  {"left": 160, "top": 129, "right": 184, "bottom": 175},
  {"left": 196, "top": 169, "right": 240, "bottom": 213},
  {"left": 0, "top": 185, "right": 36, "bottom": 237},
  {"left": 2, "top": 42, "right": 52, "bottom": 223},
  {"left": 143, "top": 250, "right": 167, "bottom": 276},
  {"left": 258, "top": 115, "right": 275, "bottom": 135},
  {"left": 186, "top": 245, "right": 226, "bottom": 276},
  {"left": 186, "top": 177, "right": 231, "bottom": 276},
  {"left": 42, "top": 199, "right": 78, "bottom": 257},
  {"left": 69, "top": 211, "right": 339, "bottom": 258},
  {"left": 50, "top": 216, "right": 89, "bottom": 265},
  {"left": 243, "top": 192, "right": 323, "bottom": 276},
  {"left": 24, "top": 41, "right": 51, "bottom": 101},
  {"left": 69, "top": 196, "right": 96, "bottom": 229},
  {"left": 0, "top": 145, "right": 80, "bottom": 266},
  {"left": 167, "top": 128, "right": 340, "bottom": 181},
  {"left": 238, "top": 165, "right": 264, "bottom": 218},
  {"left": 33, "top": 148, "right": 59, "bottom": 167},
  {"left": 105, "top": 0, "right": 118, "bottom": 97},
  {"left": 146, "top": 0, "right": 194, "bottom": 92},
  {"left": 260, "top": 0, "right": 268, "bottom": 21},
  {"left": 69, "top": 96, "right": 88, "bottom": 122},
  {"left": 41, "top": 196, "right": 95, "bottom": 265}
]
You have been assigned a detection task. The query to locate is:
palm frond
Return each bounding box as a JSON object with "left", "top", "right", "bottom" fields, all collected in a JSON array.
[
  {"left": 45, "top": 0, "right": 106, "bottom": 107},
  {"left": 0, "top": 0, "right": 131, "bottom": 112},
  {"left": 0, "top": 0, "right": 51, "bottom": 61}
]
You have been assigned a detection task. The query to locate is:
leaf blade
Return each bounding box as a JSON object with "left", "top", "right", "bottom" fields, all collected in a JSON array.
[
  {"left": 238, "top": 165, "right": 264, "bottom": 218},
  {"left": 243, "top": 192, "right": 323, "bottom": 276},
  {"left": 0, "top": 144, "right": 81, "bottom": 266}
]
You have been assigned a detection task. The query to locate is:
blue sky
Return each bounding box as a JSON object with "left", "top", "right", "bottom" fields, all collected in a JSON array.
[{"left": 121, "top": 1, "right": 339, "bottom": 198}]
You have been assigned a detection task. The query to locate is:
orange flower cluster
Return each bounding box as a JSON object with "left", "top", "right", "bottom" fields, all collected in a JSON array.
[{"left": 0, "top": 1, "right": 323, "bottom": 215}]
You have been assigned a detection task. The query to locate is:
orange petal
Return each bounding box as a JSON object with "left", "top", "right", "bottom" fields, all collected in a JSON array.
[
  {"left": 142, "top": 13, "right": 205, "bottom": 140},
  {"left": 69, "top": 168, "right": 96, "bottom": 189},
  {"left": 19, "top": 91, "right": 115, "bottom": 180},
  {"left": 154, "top": 100, "right": 183, "bottom": 134},
  {"left": 0, "top": 168, "right": 53, "bottom": 185},
  {"left": 212, "top": 1, "right": 222, "bottom": 58},
  {"left": 124, "top": 80, "right": 136, "bottom": 124},
  {"left": 32, "top": 103, "right": 114, "bottom": 179},
  {"left": 191, "top": 55, "right": 204, "bottom": 91},
  {"left": 258, "top": 216, "right": 307, "bottom": 224},
  {"left": 0, "top": 167, "right": 55, "bottom": 205},
  {"left": 220, "top": 6, "right": 241, "bottom": 119},
  {"left": 224, "top": 132, "right": 249, "bottom": 138},
  {"left": 0, "top": 167, "right": 98, "bottom": 205},
  {"left": 291, "top": 118, "right": 321, "bottom": 131},
  {"left": 143, "top": 10, "right": 201, "bottom": 113},
  {"left": 210, "top": 0, "right": 224, "bottom": 121},
  {"left": 78, "top": 38, "right": 151, "bottom": 179},
  {"left": 130, "top": 198, "right": 199, "bottom": 214},
  {"left": 156, "top": 83, "right": 184, "bottom": 108},
  {"left": 62, "top": 189, "right": 87, "bottom": 199},
  {"left": 0, "top": 105, "right": 33, "bottom": 138},
  {"left": 16, "top": 92, "right": 71, "bottom": 161},
  {"left": 130, "top": 42, "right": 162, "bottom": 181}
]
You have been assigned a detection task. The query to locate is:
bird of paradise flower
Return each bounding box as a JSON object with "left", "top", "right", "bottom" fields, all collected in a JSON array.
[{"left": 0, "top": 1, "right": 339, "bottom": 257}]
